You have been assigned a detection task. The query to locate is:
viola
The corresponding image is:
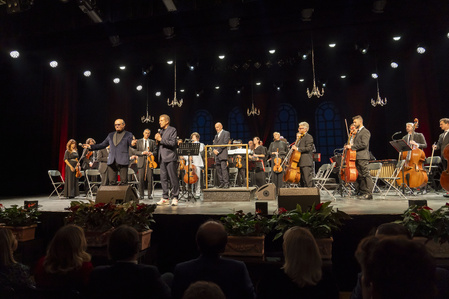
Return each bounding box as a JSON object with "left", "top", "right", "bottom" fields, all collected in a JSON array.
[
  {"left": 273, "top": 149, "right": 283, "bottom": 173},
  {"left": 340, "top": 130, "right": 358, "bottom": 183},
  {"left": 235, "top": 156, "right": 243, "bottom": 169},
  {"left": 283, "top": 133, "right": 304, "bottom": 183},
  {"left": 440, "top": 145, "right": 449, "bottom": 191},
  {"left": 396, "top": 118, "right": 428, "bottom": 188}
]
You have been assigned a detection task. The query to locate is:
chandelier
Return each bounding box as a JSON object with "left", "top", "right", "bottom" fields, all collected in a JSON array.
[
  {"left": 371, "top": 78, "right": 387, "bottom": 107},
  {"left": 247, "top": 77, "right": 260, "bottom": 116},
  {"left": 167, "top": 60, "right": 183, "bottom": 107},
  {"left": 141, "top": 81, "right": 155, "bottom": 123},
  {"left": 306, "top": 44, "right": 324, "bottom": 98}
]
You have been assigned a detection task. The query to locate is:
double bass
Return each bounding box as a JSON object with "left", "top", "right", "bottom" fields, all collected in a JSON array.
[
  {"left": 340, "top": 127, "right": 358, "bottom": 183},
  {"left": 283, "top": 133, "right": 304, "bottom": 183},
  {"left": 396, "top": 118, "right": 428, "bottom": 189}
]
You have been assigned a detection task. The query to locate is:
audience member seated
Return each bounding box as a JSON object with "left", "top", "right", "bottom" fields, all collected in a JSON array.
[
  {"left": 0, "top": 228, "right": 35, "bottom": 295},
  {"left": 355, "top": 235, "right": 436, "bottom": 299},
  {"left": 182, "top": 281, "right": 225, "bottom": 299},
  {"left": 172, "top": 220, "right": 256, "bottom": 299},
  {"left": 33, "top": 224, "right": 93, "bottom": 294},
  {"left": 256, "top": 226, "right": 339, "bottom": 299},
  {"left": 87, "top": 225, "right": 170, "bottom": 299}
]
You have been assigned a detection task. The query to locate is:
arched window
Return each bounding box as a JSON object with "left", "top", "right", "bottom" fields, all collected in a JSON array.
[
  {"left": 191, "top": 110, "right": 213, "bottom": 145},
  {"left": 228, "top": 107, "right": 251, "bottom": 143},
  {"left": 315, "top": 101, "right": 344, "bottom": 164},
  {"left": 273, "top": 103, "right": 298, "bottom": 144}
]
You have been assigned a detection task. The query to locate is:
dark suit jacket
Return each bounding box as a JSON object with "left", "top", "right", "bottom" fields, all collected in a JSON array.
[
  {"left": 87, "top": 262, "right": 170, "bottom": 299},
  {"left": 91, "top": 131, "right": 134, "bottom": 166},
  {"left": 172, "top": 255, "right": 256, "bottom": 299},
  {"left": 97, "top": 148, "right": 109, "bottom": 174},
  {"left": 352, "top": 127, "right": 371, "bottom": 160},
  {"left": 213, "top": 130, "right": 231, "bottom": 161},
  {"left": 402, "top": 132, "right": 427, "bottom": 149},
  {"left": 297, "top": 133, "right": 314, "bottom": 167},
  {"left": 158, "top": 125, "right": 178, "bottom": 163},
  {"left": 132, "top": 138, "right": 158, "bottom": 168},
  {"left": 436, "top": 131, "right": 449, "bottom": 159}
]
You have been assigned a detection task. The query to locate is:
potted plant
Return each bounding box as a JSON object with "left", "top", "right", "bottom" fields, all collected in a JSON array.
[
  {"left": 0, "top": 202, "right": 41, "bottom": 241},
  {"left": 65, "top": 200, "right": 157, "bottom": 249},
  {"left": 395, "top": 203, "right": 449, "bottom": 258},
  {"left": 270, "top": 202, "right": 351, "bottom": 259},
  {"left": 220, "top": 210, "right": 272, "bottom": 259}
]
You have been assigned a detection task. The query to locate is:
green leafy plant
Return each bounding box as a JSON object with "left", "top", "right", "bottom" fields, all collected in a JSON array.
[
  {"left": 270, "top": 201, "right": 351, "bottom": 240},
  {"left": 0, "top": 203, "right": 41, "bottom": 226},
  {"left": 221, "top": 210, "right": 272, "bottom": 236},
  {"left": 395, "top": 203, "right": 449, "bottom": 244},
  {"left": 65, "top": 200, "right": 157, "bottom": 232}
]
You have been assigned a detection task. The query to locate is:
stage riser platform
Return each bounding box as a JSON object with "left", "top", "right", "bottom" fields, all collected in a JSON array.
[{"left": 203, "top": 187, "right": 257, "bottom": 202}]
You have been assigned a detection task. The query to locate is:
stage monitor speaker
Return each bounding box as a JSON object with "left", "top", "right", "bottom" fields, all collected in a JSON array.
[
  {"left": 408, "top": 199, "right": 427, "bottom": 207},
  {"left": 255, "top": 183, "right": 276, "bottom": 201},
  {"left": 278, "top": 187, "right": 320, "bottom": 211},
  {"left": 95, "top": 185, "right": 139, "bottom": 204}
]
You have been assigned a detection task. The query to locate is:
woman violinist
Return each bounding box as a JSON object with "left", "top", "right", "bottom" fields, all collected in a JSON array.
[
  {"left": 250, "top": 137, "right": 266, "bottom": 187},
  {"left": 181, "top": 132, "right": 204, "bottom": 199},
  {"left": 63, "top": 139, "right": 80, "bottom": 199},
  {"left": 291, "top": 122, "right": 315, "bottom": 187},
  {"left": 268, "top": 132, "right": 289, "bottom": 194}
]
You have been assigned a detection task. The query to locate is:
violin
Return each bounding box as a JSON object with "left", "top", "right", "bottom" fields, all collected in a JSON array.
[
  {"left": 283, "top": 133, "right": 304, "bottom": 183},
  {"left": 396, "top": 118, "right": 428, "bottom": 189},
  {"left": 340, "top": 122, "right": 358, "bottom": 183},
  {"left": 273, "top": 149, "right": 283, "bottom": 173},
  {"left": 147, "top": 146, "right": 157, "bottom": 169},
  {"left": 75, "top": 158, "right": 82, "bottom": 178},
  {"left": 235, "top": 156, "right": 243, "bottom": 169},
  {"left": 440, "top": 145, "right": 449, "bottom": 191},
  {"left": 86, "top": 151, "right": 93, "bottom": 160}
]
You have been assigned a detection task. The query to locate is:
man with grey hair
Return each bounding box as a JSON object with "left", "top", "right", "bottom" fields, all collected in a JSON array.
[{"left": 292, "top": 122, "right": 315, "bottom": 187}]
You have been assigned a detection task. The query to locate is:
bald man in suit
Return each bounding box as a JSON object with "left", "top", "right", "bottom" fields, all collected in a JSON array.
[{"left": 213, "top": 122, "right": 231, "bottom": 188}]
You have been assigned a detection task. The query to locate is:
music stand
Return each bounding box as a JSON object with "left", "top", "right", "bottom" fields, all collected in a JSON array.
[
  {"left": 389, "top": 139, "right": 412, "bottom": 194},
  {"left": 177, "top": 143, "right": 200, "bottom": 202}
]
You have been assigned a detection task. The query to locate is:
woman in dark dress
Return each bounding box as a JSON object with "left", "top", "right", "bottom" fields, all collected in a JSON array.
[
  {"left": 257, "top": 227, "right": 339, "bottom": 299},
  {"left": 63, "top": 139, "right": 80, "bottom": 198},
  {"left": 250, "top": 136, "right": 266, "bottom": 187}
]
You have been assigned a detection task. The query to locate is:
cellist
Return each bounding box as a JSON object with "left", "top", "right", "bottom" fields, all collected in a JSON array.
[
  {"left": 402, "top": 122, "right": 427, "bottom": 151},
  {"left": 268, "top": 132, "right": 289, "bottom": 195},
  {"left": 344, "top": 115, "right": 373, "bottom": 200},
  {"left": 291, "top": 122, "right": 315, "bottom": 187}
]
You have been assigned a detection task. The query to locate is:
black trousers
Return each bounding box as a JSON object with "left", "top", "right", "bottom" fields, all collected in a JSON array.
[
  {"left": 137, "top": 163, "right": 153, "bottom": 198},
  {"left": 299, "top": 166, "right": 313, "bottom": 187},
  {"left": 356, "top": 159, "right": 374, "bottom": 195},
  {"left": 216, "top": 159, "right": 229, "bottom": 185},
  {"left": 271, "top": 170, "right": 284, "bottom": 194},
  {"left": 160, "top": 160, "right": 180, "bottom": 199},
  {"left": 107, "top": 162, "right": 128, "bottom": 185}
]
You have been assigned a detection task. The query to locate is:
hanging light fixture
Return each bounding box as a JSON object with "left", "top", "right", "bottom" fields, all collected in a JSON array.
[
  {"left": 247, "top": 77, "right": 260, "bottom": 116},
  {"left": 141, "top": 80, "right": 155, "bottom": 123},
  {"left": 306, "top": 41, "right": 324, "bottom": 98},
  {"left": 167, "top": 60, "right": 183, "bottom": 107},
  {"left": 371, "top": 77, "right": 387, "bottom": 107}
]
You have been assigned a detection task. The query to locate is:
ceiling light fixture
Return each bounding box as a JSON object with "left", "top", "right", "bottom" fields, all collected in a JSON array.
[
  {"left": 83, "top": 70, "right": 91, "bottom": 77},
  {"left": 218, "top": 55, "right": 225, "bottom": 60},
  {"left": 306, "top": 42, "right": 324, "bottom": 98},
  {"left": 141, "top": 80, "right": 155, "bottom": 123},
  {"left": 167, "top": 61, "right": 183, "bottom": 107},
  {"left": 9, "top": 50, "right": 20, "bottom": 58},
  {"left": 393, "top": 36, "right": 401, "bottom": 41},
  {"left": 269, "top": 49, "right": 276, "bottom": 54},
  {"left": 113, "top": 78, "right": 120, "bottom": 84},
  {"left": 49, "top": 61, "right": 58, "bottom": 68}
]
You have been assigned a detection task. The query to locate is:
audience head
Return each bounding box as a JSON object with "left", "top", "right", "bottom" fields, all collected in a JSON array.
[
  {"left": 375, "top": 223, "right": 412, "bottom": 239},
  {"left": 182, "top": 281, "right": 225, "bottom": 299},
  {"left": 0, "top": 228, "right": 18, "bottom": 266},
  {"left": 196, "top": 221, "right": 228, "bottom": 257},
  {"left": 355, "top": 236, "right": 436, "bottom": 299},
  {"left": 282, "top": 226, "right": 322, "bottom": 287},
  {"left": 44, "top": 224, "right": 91, "bottom": 274},
  {"left": 108, "top": 225, "right": 140, "bottom": 262}
]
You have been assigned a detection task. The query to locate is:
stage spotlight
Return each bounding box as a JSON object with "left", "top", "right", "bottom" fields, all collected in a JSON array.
[
  {"left": 136, "top": 85, "right": 142, "bottom": 91},
  {"left": 371, "top": 73, "right": 378, "bottom": 79},
  {"left": 340, "top": 75, "right": 347, "bottom": 79},
  {"left": 269, "top": 49, "right": 276, "bottom": 54},
  {"left": 273, "top": 83, "right": 283, "bottom": 91},
  {"left": 215, "top": 86, "right": 220, "bottom": 89},
  {"left": 256, "top": 82, "right": 261, "bottom": 86},
  {"left": 49, "top": 61, "right": 58, "bottom": 68},
  {"left": 417, "top": 46, "right": 426, "bottom": 54},
  {"left": 167, "top": 60, "right": 173, "bottom": 64},
  {"left": 155, "top": 91, "right": 161, "bottom": 96},
  {"left": 113, "top": 78, "right": 120, "bottom": 84},
  {"left": 180, "top": 89, "right": 185, "bottom": 92},
  {"left": 393, "top": 36, "right": 401, "bottom": 41},
  {"left": 187, "top": 61, "right": 198, "bottom": 71},
  {"left": 329, "top": 43, "right": 336, "bottom": 48},
  {"left": 10, "top": 50, "right": 20, "bottom": 58},
  {"left": 83, "top": 70, "right": 91, "bottom": 77},
  {"left": 196, "top": 89, "right": 203, "bottom": 97},
  {"left": 218, "top": 55, "right": 225, "bottom": 60},
  {"left": 119, "top": 66, "right": 126, "bottom": 70},
  {"left": 390, "top": 61, "right": 399, "bottom": 68},
  {"left": 299, "top": 78, "right": 305, "bottom": 82},
  {"left": 302, "top": 54, "right": 308, "bottom": 60}
]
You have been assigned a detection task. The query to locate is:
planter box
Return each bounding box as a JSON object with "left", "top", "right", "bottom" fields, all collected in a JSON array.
[
  {"left": 139, "top": 229, "right": 153, "bottom": 250},
  {"left": 316, "top": 237, "right": 333, "bottom": 260},
  {"left": 1, "top": 224, "right": 37, "bottom": 242},
  {"left": 85, "top": 228, "right": 114, "bottom": 247},
  {"left": 413, "top": 237, "right": 449, "bottom": 258},
  {"left": 224, "top": 235, "right": 265, "bottom": 258}
]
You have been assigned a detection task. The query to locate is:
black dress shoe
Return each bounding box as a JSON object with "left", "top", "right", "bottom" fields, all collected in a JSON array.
[
  {"left": 148, "top": 196, "right": 153, "bottom": 199},
  {"left": 361, "top": 194, "right": 373, "bottom": 200},
  {"left": 444, "top": 193, "right": 449, "bottom": 198},
  {"left": 218, "top": 183, "right": 225, "bottom": 188},
  {"left": 223, "top": 184, "right": 230, "bottom": 189}
]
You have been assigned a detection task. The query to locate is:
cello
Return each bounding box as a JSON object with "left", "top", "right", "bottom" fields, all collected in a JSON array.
[
  {"left": 283, "top": 133, "right": 304, "bottom": 183},
  {"left": 340, "top": 125, "right": 358, "bottom": 183},
  {"left": 440, "top": 145, "right": 449, "bottom": 191},
  {"left": 396, "top": 118, "right": 428, "bottom": 189}
]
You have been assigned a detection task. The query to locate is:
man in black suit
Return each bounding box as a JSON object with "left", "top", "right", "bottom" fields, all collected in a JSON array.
[
  {"left": 213, "top": 122, "right": 231, "bottom": 188},
  {"left": 84, "top": 119, "right": 137, "bottom": 185},
  {"left": 97, "top": 146, "right": 109, "bottom": 186},
  {"left": 87, "top": 225, "right": 170, "bottom": 299},
  {"left": 131, "top": 129, "right": 158, "bottom": 200},
  {"left": 433, "top": 118, "right": 449, "bottom": 197},
  {"left": 155, "top": 114, "right": 180, "bottom": 206},
  {"left": 292, "top": 122, "right": 315, "bottom": 187},
  {"left": 345, "top": 115, "right": 374, "bottom": 200},
  {"left": 172, "top": 221, "right": 256, "bottom": 299}
]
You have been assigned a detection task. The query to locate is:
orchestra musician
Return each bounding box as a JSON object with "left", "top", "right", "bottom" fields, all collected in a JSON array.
[
  {"left": 344, "top": 115, "right": 374, "bottom": 200},
  {"left": 63, "top": 139, "right": 80, "bottom": 199},
  {"left": 291, "top": 122, "right": 315, "bottom": 187},
  {"left": 155, "top": 114, "right": 180, "bottom": 206},
  {"left": 233, "top": 140, "right": 247, "bottom": 187},
  {"left": 80, "top": 138, "right": 97, "bottom": 195},
  {"left": 268, "top": 132, "right": 289, "bottom": 195},
  {"left": 97, "top": 146, "right": 109, "bottom": 186},
  {"left": 213, "top": 122, "right": 231, "bottom": 189},
  {"left": 131, "top": 129, "right": 157, "bottom": 200},
  {"left": 183, "top": 132, "right": 205, "bottom": 199},
  {"left": 84, "top": 119, "right": 137, "bottom": 185},
  {"left": 432, "top": 118, "right": 449, "bottom": 198},
  {"left": 402, "top": 122, "right": 427, "bottom": 150},
  {"left": 250, "top": 137, "right": 266, "bottom": 187}
]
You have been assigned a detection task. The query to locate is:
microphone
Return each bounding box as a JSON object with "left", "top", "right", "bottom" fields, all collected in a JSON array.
[{"left": 391, "top": 131, "right": 401, "bottom": 140}]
